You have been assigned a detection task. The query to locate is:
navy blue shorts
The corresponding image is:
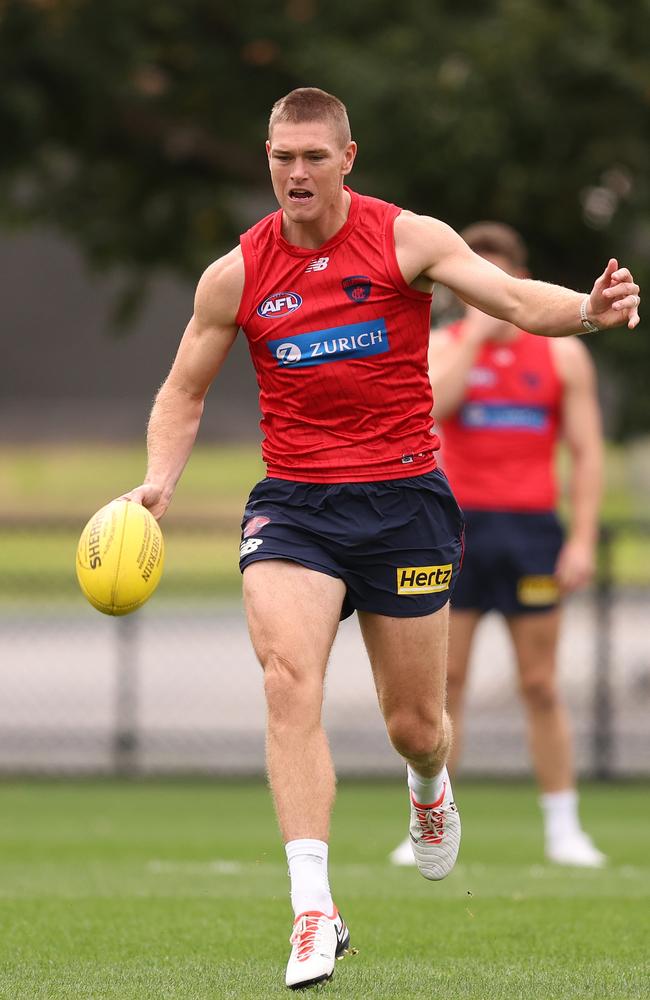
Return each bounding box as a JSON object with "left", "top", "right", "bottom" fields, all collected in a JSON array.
[
  {"left": 239, "top": 469, "right": 465, "bottom": 620},
  {"left": 452, "top": 510, "right": 564, "bottom": 615}
]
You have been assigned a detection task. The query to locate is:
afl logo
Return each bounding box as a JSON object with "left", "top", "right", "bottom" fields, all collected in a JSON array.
[
  {"left": 275, "top": 343, "right": 302, "bottom": 365},
  {"left": 257, "top": 291, "right": 303, "bottom": 319}
]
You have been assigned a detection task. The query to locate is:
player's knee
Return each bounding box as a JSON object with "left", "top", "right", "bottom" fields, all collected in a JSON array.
[
  {"left": 386, "top": 710, "right": 444, "bottom": 762},
  {"left": 520, "top": 673, "right": 558, "bottom": 712},
  {"left": 263, "top": 651, "right": 321, "bottom": 721}
]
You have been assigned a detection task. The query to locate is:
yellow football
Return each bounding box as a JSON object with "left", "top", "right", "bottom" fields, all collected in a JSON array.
[{"left": 76, "top": 499, "right": 164, "bottom": 615}]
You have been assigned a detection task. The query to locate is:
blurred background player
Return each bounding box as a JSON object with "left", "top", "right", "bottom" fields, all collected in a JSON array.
[{"left": 391, "top": 222, "right": 606, "bottom": 868}]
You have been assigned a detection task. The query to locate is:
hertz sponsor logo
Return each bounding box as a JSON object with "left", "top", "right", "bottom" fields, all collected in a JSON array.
[
  {"left": 397, "top": 564, "right": 452, "bottom": 595},
  {"left": 517, "top": 575, "right": 559, "bottom": 606}
]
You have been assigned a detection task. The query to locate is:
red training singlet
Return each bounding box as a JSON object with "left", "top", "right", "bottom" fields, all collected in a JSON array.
[
  {"left": 439, "top": 323, "right": 562, "bottom": 511},
  {"left": 236, "top": 187, "right": 439, "bottom": 482}
]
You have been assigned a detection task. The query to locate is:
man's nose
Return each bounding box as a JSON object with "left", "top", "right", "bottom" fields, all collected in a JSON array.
[{"left": 290, "top": 158, "right": 308, "bottom": 182}]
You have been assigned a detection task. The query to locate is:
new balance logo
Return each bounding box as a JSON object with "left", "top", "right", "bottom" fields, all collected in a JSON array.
[
  {"left": 305, "top": 257, "right": 329, "bottom": 272},
  {"left": 240, "top": 538, "right": 263, "bottom": 558}
]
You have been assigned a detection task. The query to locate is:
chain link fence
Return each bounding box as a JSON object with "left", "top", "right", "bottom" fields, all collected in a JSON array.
[{"left": 1, "top": 519, "right": 649, "bottom": 777}]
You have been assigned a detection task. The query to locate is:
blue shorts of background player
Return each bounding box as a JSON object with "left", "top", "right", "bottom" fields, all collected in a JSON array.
[
  {"left": 239, "top": 469, "right": 465, "bottom": 620},
  {"left": 452, "top": 510, "right": 564, "bottom": 615}
]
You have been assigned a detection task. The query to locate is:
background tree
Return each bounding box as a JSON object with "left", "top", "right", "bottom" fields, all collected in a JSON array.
[{"left": 1, "top": 0, "right": 648, "bottom": 434}]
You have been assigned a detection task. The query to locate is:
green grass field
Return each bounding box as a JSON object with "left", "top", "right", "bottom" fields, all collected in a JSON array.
[{"left": 0, "top": 780, "right": 648, "bottom": 999}]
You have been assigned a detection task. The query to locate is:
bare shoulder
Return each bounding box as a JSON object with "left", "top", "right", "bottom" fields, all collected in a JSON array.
[
  {"left": 394, "top": 210, "right": 459, "bottom": 250},
  {"left": 394, "top": 211, "right": 470, "bottom": 285},
  {"left": 194, "top": 246, "right": 245, "bottom": 328},
  {"left": 549, "top": 335, "right": 597, "bottom": 384}
]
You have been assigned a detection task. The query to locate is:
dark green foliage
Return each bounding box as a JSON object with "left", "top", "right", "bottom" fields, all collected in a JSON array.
[{"left": 1, "top": 1, "right": 649, "bottom": 432}]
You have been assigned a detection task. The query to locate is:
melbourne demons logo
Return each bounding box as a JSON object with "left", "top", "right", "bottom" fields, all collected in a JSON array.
[
  {"left": 257, "top": 291, "right": 302, "bottom": 319},
  {"left": 342, "top": 275, "right": 372, "bottom": 303}
]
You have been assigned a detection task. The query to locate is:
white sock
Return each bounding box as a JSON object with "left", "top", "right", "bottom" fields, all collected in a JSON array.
[
  {"left": 540, "top": 789, "right": 581, "bottom": 842},
  {"left": 285, "top": 839, "right": 333, "bottom": 918},
  {"left": 407, "top": 764, "right": 447, "bottom": 806}
]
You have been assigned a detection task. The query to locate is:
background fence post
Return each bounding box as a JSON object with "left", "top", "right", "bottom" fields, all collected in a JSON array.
[
  {"left": 114, "top": 615, "right": 139, "bottom": 775},
  {"left": 594, "top": 524, "right": 614, "bottom": 780}
]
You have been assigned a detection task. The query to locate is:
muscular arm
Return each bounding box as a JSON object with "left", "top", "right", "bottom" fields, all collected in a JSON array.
[
  {"left": 427, "top": 329, "right": 476, "bottom": 420},
  {"left": 428, "top": 309, "right": 512, "bottom": 420},
  {"left": 552, "top": 338, "right": 604, "bottom": 591},
  {"left": 123, "top": 247, "right": 244, "bottom": 518},
  {"left": 395, "top": 213, "right": 640, "bottom": 336}
]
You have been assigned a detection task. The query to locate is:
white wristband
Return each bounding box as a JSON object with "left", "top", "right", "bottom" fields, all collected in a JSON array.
[{"left": 580, "top": 296, "right": 600, "bottom": 333}]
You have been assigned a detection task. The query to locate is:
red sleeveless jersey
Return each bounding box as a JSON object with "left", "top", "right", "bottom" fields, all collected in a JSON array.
[
  {"left": 439, "top": 324, "right": 562, "bottom": 511},
  {"left": 235, "top": 188, "right": 438, "bottom": 482}
]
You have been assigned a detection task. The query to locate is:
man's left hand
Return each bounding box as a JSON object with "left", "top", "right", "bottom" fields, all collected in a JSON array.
[
  {"left": 555, "top": 538, "right": 596, "bottom": 593},
  {"left": 587, "top": 259, "right": 640, "bottom": 330}
]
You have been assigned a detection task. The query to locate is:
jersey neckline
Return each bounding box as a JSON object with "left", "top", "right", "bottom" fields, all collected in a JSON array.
[{"left": 273, "top": 186, "right": 360, "bottom": 257}]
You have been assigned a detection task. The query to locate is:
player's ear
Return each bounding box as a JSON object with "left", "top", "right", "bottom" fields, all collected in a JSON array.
[
  {"left": 265, "top": 140, "right": 272, "bottom": 166},
  {"left": 341, "top": 141, "right": 357, "bottom": 176}
]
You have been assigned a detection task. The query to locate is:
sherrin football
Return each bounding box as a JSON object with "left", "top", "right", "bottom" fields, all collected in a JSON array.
[{"left": 76, "top": 499, "right": 164, "bottom": 615}]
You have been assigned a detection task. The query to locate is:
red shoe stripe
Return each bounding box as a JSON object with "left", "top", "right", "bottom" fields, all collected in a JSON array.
[{"left": 410, "top": 780, "right": 446, "bottom": 810}]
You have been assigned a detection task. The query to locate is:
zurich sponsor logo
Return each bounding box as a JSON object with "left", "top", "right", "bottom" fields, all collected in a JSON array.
[
  {"left": 268, "top": 318, "right": 389, "bottom": 368},
  {"left": 460, "top": 402, "right": 549, "bottom": 431},
  {"left": 275, "top": 343, "right": 303, "bottom": 365},
  {"left": 257, "top": 291, "right": 303, "bottom": 319}
]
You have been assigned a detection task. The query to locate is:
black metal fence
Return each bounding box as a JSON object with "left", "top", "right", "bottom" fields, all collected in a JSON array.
[
  {"left": 592, "top": 522, "right": 650, "bottom": 778},
  {"left": 1, "top": 519, "right": 649, "bottom": 777}
]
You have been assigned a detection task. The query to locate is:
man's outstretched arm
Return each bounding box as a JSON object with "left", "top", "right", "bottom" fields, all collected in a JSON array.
[{"left": 395, "top": 213, "right": 640, "bottom": 337}]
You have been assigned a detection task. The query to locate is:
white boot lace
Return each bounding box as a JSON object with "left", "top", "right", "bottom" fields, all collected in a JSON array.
[{"left": 415, "top": 803, "right": 445, "bottom": 843}]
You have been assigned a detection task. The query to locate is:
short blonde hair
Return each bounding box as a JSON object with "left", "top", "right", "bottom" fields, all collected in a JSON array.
[{"left": 268, "top": 88, "right": 351, "bottom": 148}]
